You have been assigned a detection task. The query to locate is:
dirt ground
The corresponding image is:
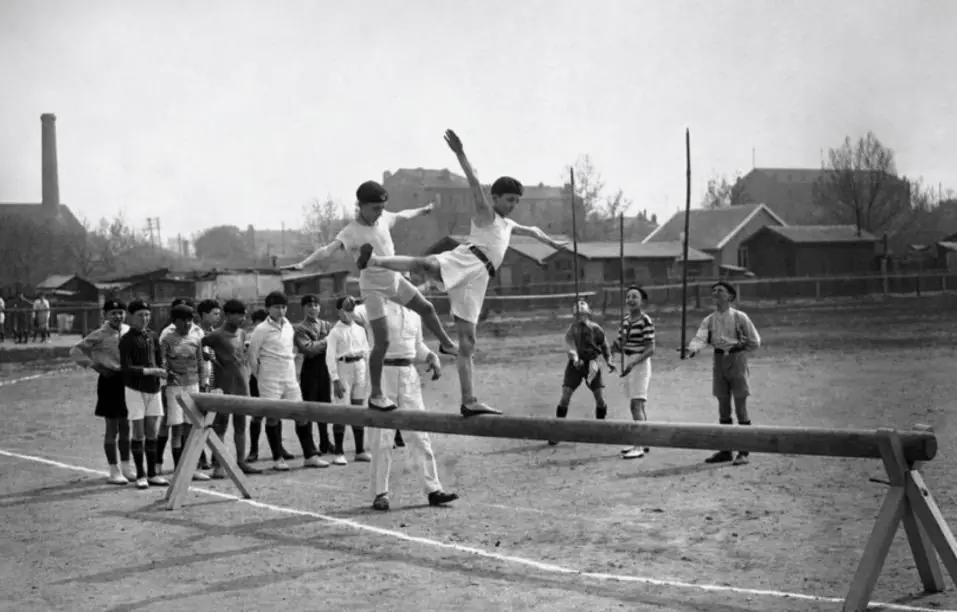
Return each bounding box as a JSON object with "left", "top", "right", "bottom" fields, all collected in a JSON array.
[{"left": 2, "top": 294, "right": 957, "bottom": 612}]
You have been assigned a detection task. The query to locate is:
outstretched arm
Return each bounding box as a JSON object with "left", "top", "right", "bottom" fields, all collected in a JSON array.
[
  {"left": 394, "top": 202, "right": 435, "bottom": 221},
  {"left": 444, "top": 129, "right": 495, "bottom": 223},
  {"left": 512, "top": 223, "right": 568, "bottom": 249},
  {"left": 286, "top": 239, "right": 345, "bottom": 270}
]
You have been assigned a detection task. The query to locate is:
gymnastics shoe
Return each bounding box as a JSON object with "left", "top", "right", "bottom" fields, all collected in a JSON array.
[
  {"left": 460, "top": 401, "right": 502, "bottom": 417},
  {"left": 107, "top": 465, "right": 128, "bottom": 485},
  {"left": 369, "top": 396, "right": 398, "bottom": 411},
  {"left": 121, "top": 462, "right": 137, "bottom": 481},
  {"left": 372, "top": 493, "right": 390, "bottom": 511},
  {"left": 356, "top": 244, "right": 374, "bottom": 270},
  {"left": 428, "top": 490, "right": 458, "bottom": 506}
]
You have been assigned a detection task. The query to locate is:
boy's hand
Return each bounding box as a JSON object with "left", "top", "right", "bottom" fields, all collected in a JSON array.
[
  {"left": 444, "top": 129, "right": 464, "bottom": 155},
  {"left": 333, "top": 380, "right": 345, "bottom": 399},
  {"left": 606, "top": 363, "right": 616, "bottom": 374},
  {"left": 426, "top": 353, "right": 442, "bottom": 380},
  {"left": 423, "top": 201, "right": 435, "bottom": 214},
  {"left": 281, "top": 262, "right": 304, "bottom": 271}
]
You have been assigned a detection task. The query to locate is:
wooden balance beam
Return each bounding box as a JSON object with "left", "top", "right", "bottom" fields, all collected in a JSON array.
[{"left": 166, "top": 392, "right": 956, "bottom": 612}]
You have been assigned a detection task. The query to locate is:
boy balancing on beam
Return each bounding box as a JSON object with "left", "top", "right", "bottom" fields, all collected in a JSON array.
[
  {"left": 359, "top": 129, "right": 566, "bottom": 416},
  {"left": 288, "top": 181, "right": 459, "bottom": 412}
]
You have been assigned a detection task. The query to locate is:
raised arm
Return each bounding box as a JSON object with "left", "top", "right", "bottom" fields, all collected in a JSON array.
[
  {"left": 289, "top": 239, "right": 345, "bottom": 270},
  {"left": 512, "top": 223, "right": 567, "bottom": 249},
  {"left": 444, "top": 129, "right": 495, "bottom": 223},
  {"left": 394, "top": 202, "right": 435, "bottom": 222}
]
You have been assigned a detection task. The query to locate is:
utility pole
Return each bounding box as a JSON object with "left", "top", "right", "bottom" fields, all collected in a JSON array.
[{"left": 145, "top": 217, "right": 156, "bottom": 250}]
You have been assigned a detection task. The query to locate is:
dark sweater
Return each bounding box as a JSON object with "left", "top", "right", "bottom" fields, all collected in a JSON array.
[{"left": 120, "top": 327, "right": 164, "bottom": 393}]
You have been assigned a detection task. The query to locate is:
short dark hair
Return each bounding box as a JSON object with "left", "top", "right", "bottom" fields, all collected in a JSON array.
[
  {"left": 197, "top": 299, "right": 221, "bottom": 316},
  {"left": 264, "top": 291, "right": 288, "bottom": 308},
  {"left": 250, "top": 308, "right": 268, "bottom": 323},
  {"left": 170, "top": 304, "right": 194, "bottom": 322},
  {"left": 356, "top": 180, "right": 388, "bottom": 204},
  {"left": 491, "top": 176, "right": 523, "bottom": 197},
  {"left": 335, "top": 295, "right": 354, "bottom": 311},
  {"left": 171, "top": 297, "right": 195, "bottom": 309},
  {"left": 625, "top": 285, "right": 649, "bottom": 302},
  {"left": 223, "top": 299, "right": 246, "bottom": 314},
  {"left": 300, "top": 294, "right": 320, "bottom": 307}
]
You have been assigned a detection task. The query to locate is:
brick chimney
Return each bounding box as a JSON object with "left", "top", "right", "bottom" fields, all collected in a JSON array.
[{"left": 41, "top": 113, "right": 60, "bottom": 216}]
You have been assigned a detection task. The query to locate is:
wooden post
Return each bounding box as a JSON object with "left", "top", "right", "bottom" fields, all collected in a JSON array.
[
  {"left": 165, "top": 392, "right": 252, "bottom": 510},
  {"left": 843, "top": 426, "right": 957, "bottom": 611}
]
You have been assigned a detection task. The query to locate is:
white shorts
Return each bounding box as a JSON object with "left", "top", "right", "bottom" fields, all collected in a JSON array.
[
  {"left": 361, "top": 273, "right": 420, "bottom": 321},
  {"left": 622, "top": 358, "right": 652, "bottom": 401},
  {"left": 434, "top": 245, "right": 490, "bottom": 325},
  {"left": 336, "top": 359, "right": 368, "bottom": 403},
  {"left": 164, "top": 383, "right": 200, "bottom": 426},
  {"left": 257, "top": 376, "right": 303, "bottom": 402},
  {"left": 125, "top": 388, "right": 164, "bottom": 420}
]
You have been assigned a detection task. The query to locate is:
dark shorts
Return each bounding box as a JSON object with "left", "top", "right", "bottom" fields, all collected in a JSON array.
[
  {"left": 712, "top": 351, "right": 750, "bottom": 399},
  {"left": 562, "top": 359, "right": 603, "bottom": 391},
  {"left": 95, "top": 372, "right": 128, "bottom": 419},
  {"left": 249, "top": 375, "right": 259, "bottom": 398}
]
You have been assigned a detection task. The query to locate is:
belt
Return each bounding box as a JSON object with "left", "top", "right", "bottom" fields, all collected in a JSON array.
[
  {"left": 714, "top": 347, "right": 743, "bottom": 355},
  {"left": 383, "top": 358, "right": 413, "bottom": 367},
  {"left": 467, "top": 245, "right": 496, "bottom": 278},
  {"left": 339, "top": 355, "right": 363, "bottom": 363}
]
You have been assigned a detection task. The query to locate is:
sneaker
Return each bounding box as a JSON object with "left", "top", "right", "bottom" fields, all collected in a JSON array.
[
  {"left": 135, "top": 477, "right": 150, "bottom": 489},
  {"left": 273, "top": 459, "right": 290, "bottom": 471},
  {"left": 107, "top": 465, "right": 128, "bottom": 485},
  {"left": 192, "top": 471, "right": 211, "bottom": 481},
  {"left": 460, "top": 401, "right": 502, "bottom": 417},
  {"left": 368, "top": 396, "right": 397, "bottom": 411},
  {"left": 147, "top": 475, "right": 170, "bottom": 487},
  {"left": 354, "top": 451, "right": 372, "bottom": 462},
  {"left": 705, "top": 451, "right": 734, "bottom": 464},
  {"left": 332, "top": 455, "right": 348, "bottom": 466},
  {"left": 154, "top": 463, "right": 165, "bottom": 476},
  {"left": 547, "top": 441, "right": 559, "bottom": 446},
  {"left": 732, "top": 452, "right": 750, "bottom": 466},
  {"left": 303, "top": 456, "right": 330, "bottom": 468},
  {"left": 239, "top": 462, "right": 263, "bottom": 474},
  {"left": 372, "top": 493, "right": 390, "bottom": 511},
  {"left": 246, "top": 452, "right": 259, "bottom": 463},
  {"left": 211, "top": 466, "right": 227, "bottom": 479},
  {"left": 280, "top": 448, "right": 295, "bottom": 461},
  {"left": 620, "top": 446, "right": 645, "bottom": 460},
  {"left": 428, "top": 490, "right": 459, "bottom": 506},
  {"left": 121, "top": 462, "right": 137, "bottom": 481}
]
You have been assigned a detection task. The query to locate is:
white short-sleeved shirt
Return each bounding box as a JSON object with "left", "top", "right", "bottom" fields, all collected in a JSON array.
[
  {"left": 336, "top": 212, "right": 399, "bottom": 290},
  {"left": 468, "top": 214, "right": 515, "bottom": 268}
]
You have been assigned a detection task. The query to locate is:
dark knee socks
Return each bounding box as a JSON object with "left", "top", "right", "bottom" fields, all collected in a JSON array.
[
  {"left": 295, "top": 423, "right": 317, "bottom": 458},
  {"left": 145, "top": 439, "right": 157, "bottom": 477},
  {"left": 155, "top": 435, "right": 168, "bottom": 468},
  {"left": 317, "top": 423, "right": 331, "bottom": 451},
  {"left": 249, "top": 419, "right": 262, "bottom": 455},
  {"left": 265, "top": 422, "right": 282, "bottom": 461},
  {"left": 353, "top": 426, "right": 365, "bottom": 453},
  {"left": 595, "top": 403, "right": 607, "bottom": 420},
  {"left": 131, "top": 440, "right": 145, "bottom": 479},
  {"left": 104, "top": 442, "right": 118, "bottom": 465},
  {"left": 333, "top": 424, "right": 345, "bottom": 455}
]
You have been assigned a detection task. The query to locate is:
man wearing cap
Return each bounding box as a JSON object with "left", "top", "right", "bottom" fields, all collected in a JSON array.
[
  {"left": 247, "top": 291, "right": 325, "bottom": 470},
  {"left": 294, "top": 294, "right": 335, "bottom": 457},
  {"left": 362, "top": 298, "right": 459, "bottom": 511},
  {"left": 119, "top": 299, "right": 169, "bottom": 489},
  {"left": 70, "top": 298, "right": 135, "bottom": 485},
  {"left": 610, "top": 286, "right": 655, "bottom": 460},
  {"left": 685, "top": 281, "right": 762, "bottom": 466},
  {"left": 550, "top": 299, "right": 615, "bottom": 445},
  {"left": 287, "top": 180, "right": 458, "bottom": 412}
]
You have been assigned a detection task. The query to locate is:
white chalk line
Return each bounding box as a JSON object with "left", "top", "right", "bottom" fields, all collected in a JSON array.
[
  {"left": 0, "top": 366, "right": 78, "bottom": 388},
  {"left": 1, "top": 449, "right": 952, "bottom": 612}
]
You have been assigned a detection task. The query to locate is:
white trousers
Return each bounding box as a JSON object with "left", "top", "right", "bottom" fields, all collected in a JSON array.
[
  {"left": 369, "top": 364, "right": 441, "bottom": 497},
  {"left": 336, "top": 359, "right": 368, "bottom": 403}
]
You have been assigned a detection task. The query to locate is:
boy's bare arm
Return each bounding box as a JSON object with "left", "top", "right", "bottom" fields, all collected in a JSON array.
[
  {"left": 394, "top": 202, "right": 435, "bottom": 221},
  {"left": 512, "top": 223, "right": 568, "bottom": 249},
  {"left": 444, "top": 129, "right": 495, "bottom": 223},
  {"left": 285, "top": 239, "right": 345, "bottom": 270}
]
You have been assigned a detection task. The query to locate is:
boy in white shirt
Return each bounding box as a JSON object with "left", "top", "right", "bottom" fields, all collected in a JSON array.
[
  {"left": 362, "top": 129, "right": 566, "bottom": 417},
  {"left": 289, "top": 181, "right": 458, "bottom": 412},
  {"left": 325, "top": 295, "right": 372, "bottom": 465}
]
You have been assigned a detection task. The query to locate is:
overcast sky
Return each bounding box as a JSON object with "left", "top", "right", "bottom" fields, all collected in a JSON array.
[{"left": 1, "top": 0, "right": 954, "bottom": 243}]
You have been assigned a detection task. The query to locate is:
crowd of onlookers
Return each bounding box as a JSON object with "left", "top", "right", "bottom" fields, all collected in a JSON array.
[{"left": 0, "top": 292, "right": 53, "bottom": 344}]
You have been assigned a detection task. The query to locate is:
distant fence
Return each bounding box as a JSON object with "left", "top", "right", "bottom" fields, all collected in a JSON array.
[{"left": 2, "top": 271, "right": 954, "bottom": 337}]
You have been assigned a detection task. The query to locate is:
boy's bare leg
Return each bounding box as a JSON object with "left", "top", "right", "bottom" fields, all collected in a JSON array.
[
  {"left": 366, "top": 254, "right": 425, "bottom": 272},
  {"left": 404, "top": 293, "right": 457, "bottom": 354},
  {"left": 367, "top": 317, "right": 397, "bottom": 411},
  {"left": 454, "top": 318, "right": 501, "bottom": 416}
]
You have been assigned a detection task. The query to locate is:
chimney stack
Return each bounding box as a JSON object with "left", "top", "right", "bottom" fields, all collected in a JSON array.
[{"left": 41, "top": 113, "right": 60, "bottom": 215}]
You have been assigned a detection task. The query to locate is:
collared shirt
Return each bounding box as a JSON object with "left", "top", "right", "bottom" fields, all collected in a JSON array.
[
  {"left": 358, "top": 300, "right": 432, "bottom": 362},
  {"left": 615, "top": 311, "right": 655, "bottom": 355},
  {"left": 70, "top": 321, "right": 130, "bottom": 371},
  {"left": 294, "top": 317, "right": 333, "bottom": 362},
  {"left": 688, "top": 307, "right": 761, "bottom": 353},
  {"left": 202, "top": 327, "right": 250, "bottom": 395},
  {"left": 120, "top": 327, "right": 164, "bottom": 393},
  {"left": 325, "top": 320, "right": 371, "bottom": 381},
  {"left": 565, "top": 319, "right": 610, "bottom": 362},
  {"left": 247, "top": 316, "right": 297, "bottom": 380},
  {"left": 161, "top": 329, "right": 203, "bottom": 387}
]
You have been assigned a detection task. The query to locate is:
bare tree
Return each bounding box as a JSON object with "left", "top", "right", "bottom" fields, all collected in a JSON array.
[
  {"left": 301, "top": 197, "right": 351, "bottom": 254},
  {"left": 702, "top": 173, "right": 753, "bottom": 209},
  {"left": 813, "top": 132, "right": 912, "bottom": 235}
]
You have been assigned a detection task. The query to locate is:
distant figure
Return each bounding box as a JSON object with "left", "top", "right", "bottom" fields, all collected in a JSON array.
[
  {"left": 610, "top": 286, "right": 655, "bottom": 460},
  {"left": 32, "top": 292, "right": 51, "bottom": 343},
  {"left": 0, "top": 295, "right": 5, "bottom": 343}
]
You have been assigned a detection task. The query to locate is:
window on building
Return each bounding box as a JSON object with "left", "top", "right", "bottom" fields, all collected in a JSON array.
[{"left": 737, "top": 246, "right": 749, "bottom": 269}]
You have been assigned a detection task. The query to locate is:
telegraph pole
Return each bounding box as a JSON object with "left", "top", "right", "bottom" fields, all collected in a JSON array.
[{"left": 145, "top": 217, "right": 156, "bottom": 250}]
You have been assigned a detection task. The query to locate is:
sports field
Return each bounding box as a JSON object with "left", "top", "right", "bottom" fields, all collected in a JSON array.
[{"left": 2, "top": 294, "right": 957, "bottom": 612}]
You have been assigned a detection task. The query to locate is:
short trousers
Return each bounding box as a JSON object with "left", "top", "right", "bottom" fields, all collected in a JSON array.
[
  {"left": 562, "top": 359, "right": 603, "bottom": 391},
  {"left": 95, "top": 372, "right": 127, "bottom": 419},
  {"left": 336, "top": 359, "right": 368, "bottom": 403},
  {"left": 164, "top": 383, "right": 200, "bottom": 426},
  {"left": 622, "top": 358, "right": 652, "bottom": 400},
  {"left": 434, "top": 245, "right": 490, "bottom": 325},
  {"left": 361, "top": 273, "right": 421, "bottom": 321},
  {"left": 125, "top": 387, "right": 164, "bottom": 420},
  {"left": 713, "top": 351, "right": 750, "bottom": 399}
]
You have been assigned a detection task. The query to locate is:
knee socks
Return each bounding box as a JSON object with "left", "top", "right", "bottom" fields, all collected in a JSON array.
[
  {"left": 295, "top": 423, "right": 317, "bottom": 459},
  {"left": 595, "top": 403, "right": 607, "bottom": 420},
  {"left": 145, "top": 439, "right": 158, "bottom": 477},
  {"left": 556, "top": 405, "right": 569, "bottom": 419},
  {"left": 353, "top": 426, "right": 365, "bottom": 453},
  {"left": 131, "top": 440, "right": 145, "bottom": 479},
  {"left": 249, "top": 419, "right": 262, "bottom": 455},
  {"left": 265, "top": 422, "right": 282, "bottom": 461},
  {"left": 332, "top": 424, "right": 345, "bottom": 455},
  {"left": 103, "top": 442, "right": 118, "bottom": 466}
]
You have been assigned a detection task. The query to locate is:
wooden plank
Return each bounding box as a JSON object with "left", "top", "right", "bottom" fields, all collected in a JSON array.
[
  {"left": 191, "top": 394, "right": 938, "bottom": 462},
  {"left": 165, "top": 410, "right": 215, "bottom": 510},
  {"left": 907, "top": 471, "right": 957, "bottom": 585},
  {"left": 843, "top": 487, "right": 907, "bottom": 612}
]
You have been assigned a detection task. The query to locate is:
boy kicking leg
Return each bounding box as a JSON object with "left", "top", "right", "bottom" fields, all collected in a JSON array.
[{"left": 363, "top": 129, "right": 566, "bottom": 416}]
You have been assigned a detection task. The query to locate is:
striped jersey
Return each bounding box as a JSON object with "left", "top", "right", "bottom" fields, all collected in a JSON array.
[{"left": 615, "top": 311, "right": 655, "bottom": 355}]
